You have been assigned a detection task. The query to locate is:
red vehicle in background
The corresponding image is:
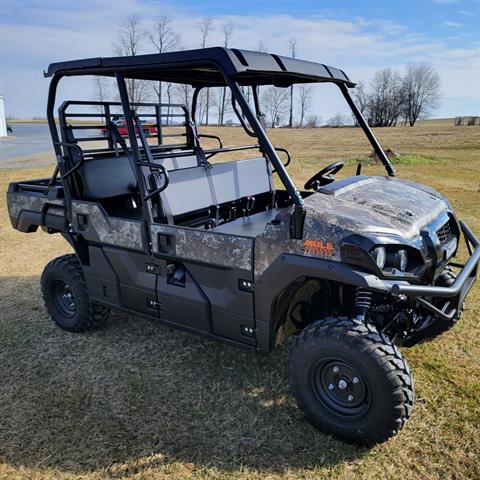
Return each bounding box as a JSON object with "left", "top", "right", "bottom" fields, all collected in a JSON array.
[{"left": 101, "top": 117, "right": 157, "bottom": 137}]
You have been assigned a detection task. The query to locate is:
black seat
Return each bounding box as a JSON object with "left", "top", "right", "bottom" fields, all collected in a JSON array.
[
  {"left": 62, "top": 124, "right": 138, "bottom": 201},
  {"left": 79, "top": 156, "right": 137, "bottom": 200}
]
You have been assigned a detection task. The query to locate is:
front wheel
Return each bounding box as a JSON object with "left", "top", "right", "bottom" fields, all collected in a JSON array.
[{"left": 288, "top": 316, "right": 414, "bottom": 446}]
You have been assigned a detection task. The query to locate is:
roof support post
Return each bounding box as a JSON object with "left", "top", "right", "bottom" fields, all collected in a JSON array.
[
  {"left": 116, "top": 73, "right": 155, "bottom": 252},
  {"left": 339, "top": 84, "right": 395, "bottom": 177},
  {"left": 46, "top": 73, "right": 74, "bottom": 223}
]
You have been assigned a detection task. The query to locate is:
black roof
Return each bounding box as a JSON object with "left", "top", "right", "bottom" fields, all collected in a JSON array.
[{"left": 45, "top": 47, "right": 354, "bottom": 88}]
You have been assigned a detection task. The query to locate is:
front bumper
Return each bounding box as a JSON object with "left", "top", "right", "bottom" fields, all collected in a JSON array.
[{"left": 388, "top": 221, "right": 479, "bottom": 321}]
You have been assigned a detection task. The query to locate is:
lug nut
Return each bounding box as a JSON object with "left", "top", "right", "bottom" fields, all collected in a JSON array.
[
  {"left": 352, "top": 377, "right": 359, "bottom": 384},
  {"left": 338, "top": 379, "right": 347, "bottom": 390},
  {"left": 348, "top": 395, "right": 354, "bottom": 402},
  {"left": 333, "top": 366, "right": 339, "bottom": 373},
  {"left": 328, "top": 384, "right": 334, "bottom": 390}
]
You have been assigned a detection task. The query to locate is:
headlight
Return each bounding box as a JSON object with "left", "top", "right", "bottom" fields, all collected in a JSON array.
[
  {"left": 342, "top": 237, "right": 424, "bottom": 278},
  {"left": 370, "top": 246, "right": 386, "bottom": 269},
  {"left": 371, "top": 246, "right": 409, "bottom": 272},
  {"left": 387, "top": 248, "right": 408, "bottom": 272}
]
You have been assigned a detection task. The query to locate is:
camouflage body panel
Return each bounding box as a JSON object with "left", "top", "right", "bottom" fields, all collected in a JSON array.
[
  {"left": 6, "top": 192, "right": 65, "bottom": 228},
  {"left": 254, "top": 176, "right": 451, "bottom": 278},
  {"left": 254, "top": 208, "right": 345, "bottom": 278},
  {"left": 315, "top": 176, "right": 450, "bottom": 238},
  {"left": 150, "top": 223, "right": 253, "bottom": 271},
  {"left": 71, "top": 201, "right": 144, "bottom": 251}
]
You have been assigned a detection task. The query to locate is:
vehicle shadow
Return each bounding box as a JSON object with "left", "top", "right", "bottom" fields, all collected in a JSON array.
[{"left": 0, "top": 275, "right": 366, "bottom": 477}]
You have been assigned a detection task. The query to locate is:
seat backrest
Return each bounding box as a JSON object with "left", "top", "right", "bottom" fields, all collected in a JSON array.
[
  {"left": 164, "top": 167, "right": 213, "bottom": 217},
  {"left": 209, "top": 157, "right": 272, "bottom": 204},
  {"left": 161, "top": 157, "right": 272, "bottom": 219},
  {"left": 154, "top": 154, "right": 199, "bottom": 171},
  {"left": 79, "top": 156, "right": 137, "bottom": 200}
]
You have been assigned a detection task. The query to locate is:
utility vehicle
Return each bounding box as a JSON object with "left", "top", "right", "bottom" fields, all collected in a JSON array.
[
  {"left": 7, "top": 47, "right": 479, "bottom": 446},
  {"left": 100, "top": 117, "right": 157, "bottom": 137}
]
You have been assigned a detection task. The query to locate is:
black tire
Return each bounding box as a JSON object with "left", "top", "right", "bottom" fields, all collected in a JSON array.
[
  {"left": 41, "top": 254, "right": 110, "bottom": 332},
  {"left": 402, "top": 266, "right": 464, "bottom": 347},
  {"left": 288, "top": 316, "right": 414, "bottom": 446}
]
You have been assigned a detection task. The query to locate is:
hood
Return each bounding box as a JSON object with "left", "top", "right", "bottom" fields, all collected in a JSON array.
[{"left": 303, "top": 176, "right": 450, "bottom": 239}]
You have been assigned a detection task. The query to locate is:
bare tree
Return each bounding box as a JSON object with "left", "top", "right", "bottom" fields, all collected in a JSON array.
[
  {"left": 150, "top": 16, "right": 180, "bottom": 123},
  {"left": 352, "top": 82, "right": 368, "bottom": 115},
  {"left": 150, "top": 16, "right": 180, "bottom": 57},
  {"left": 402, "top": 63, "right": 441, "bottom": 126},
  {"left": 304, "top": 114, "right": 321, "bottom": 128},
  {"left": 197, "top": 17, "right": 213, "bottom": 124},
  {"left": 251, "top": 41, "right": 268, "bottom": 104},
  {"left": 92, "top": 76, "right": 111, "bottom": 112},
  {"left": 367, "top": 69, "right": 405, "bottom": 127},
  {"left": 175, "top": 83, "right": 193, "bottom": 110},
  {"left": 256, "top": 40, "right": 267, "bottom": 53},
  {"left": 297, "top": 84, "right": 313, "bottom": 127},
  {"left": 114, "top": 15, "right": 148, "bottom": 105},
  {"left": 287, "top": 38, "right": 297, "bottom": 128},
  {"left": 197, "top": 89, "right": 218, "bottom": 125},
  {"left": 165, "top": 82, "right": 174, "bottom": 107},
  {"left": 262, "top": 87, "right": 289, "bottom": 127},
  {"left": 222, "top": 22, "right": 233, "bottom": 47},
  {"left": 218, "top": 23, "right": 234, "bottom": 125},
  {"left": 326, "top": 113, "right": 350, "bottom": 127}
]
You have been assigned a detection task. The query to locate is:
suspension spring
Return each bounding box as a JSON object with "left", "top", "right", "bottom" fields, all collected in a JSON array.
[{"left": 355, "top": 287, "right": 373, "bottom": 320}]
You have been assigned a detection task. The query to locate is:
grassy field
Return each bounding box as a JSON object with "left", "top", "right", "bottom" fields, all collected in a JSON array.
[{"left": 0, "top": 121, "right": 479, "bottom": 479}]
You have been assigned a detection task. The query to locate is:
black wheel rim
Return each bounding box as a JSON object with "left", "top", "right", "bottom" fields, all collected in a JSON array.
[
  {"left": 52, "top": 280, "right": 77, "bottom": 317},
  {"left": 311, "top": 357, "right": 370, "bottom": 419}
]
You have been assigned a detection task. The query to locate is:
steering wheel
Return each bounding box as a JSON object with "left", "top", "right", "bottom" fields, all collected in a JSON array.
[{"left": 304, "top": 161, "right": 344, "bottom": 191}]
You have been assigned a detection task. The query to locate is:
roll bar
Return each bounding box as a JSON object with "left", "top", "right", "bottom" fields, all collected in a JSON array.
[{"left": 45, "top": 62, "right": 398, "bottom": 242}]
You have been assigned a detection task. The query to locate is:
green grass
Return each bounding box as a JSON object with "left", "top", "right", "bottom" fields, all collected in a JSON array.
[
  {"left": 347, "top": 153, "right": 449, "bottom": 166},
  {"left": 0, "top": 121, "right": 479, "bottom": 480}
]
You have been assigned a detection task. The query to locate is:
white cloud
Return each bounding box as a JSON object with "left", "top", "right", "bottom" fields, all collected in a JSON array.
[
  {"left": 1, "top": 0, "right": 478, "bottom": 119},
  {"left": 457, "top": 9, "right": 476, "bottom": 16},
  {"left": 443, "top": 20, "right": 464, "bottom": 28}
]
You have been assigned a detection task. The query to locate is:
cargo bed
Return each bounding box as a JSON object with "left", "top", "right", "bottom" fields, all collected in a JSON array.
[{"left": 7, "top": 179, "right": 67, "bottom": 233}]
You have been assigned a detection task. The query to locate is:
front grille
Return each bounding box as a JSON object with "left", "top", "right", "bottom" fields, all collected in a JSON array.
[{"left": 436, "top": 220, "right": 453, "bottom": 245}]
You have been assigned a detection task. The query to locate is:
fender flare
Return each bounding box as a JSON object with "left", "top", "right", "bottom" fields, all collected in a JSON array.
[{"left": 254, "top": 253, "right": 388, "bottom": 353}]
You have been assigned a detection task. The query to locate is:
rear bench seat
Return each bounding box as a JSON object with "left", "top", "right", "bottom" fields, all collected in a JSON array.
[
  {"left": 70, "top": 132, "right": 273, "bottom": 227},
  {"left": 77, "top": 154, "right": 199, "bottom": 200},
  {"left": 64, "top": 121, "right": 199, "bottom": 200}
]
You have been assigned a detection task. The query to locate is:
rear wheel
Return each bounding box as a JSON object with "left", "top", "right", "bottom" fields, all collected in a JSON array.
[
  {"left": 288, "top": 316, "right": 414, "bottom": 446},
  {"left": 41, "top": 254, "right": 110, "bottom": 332}
]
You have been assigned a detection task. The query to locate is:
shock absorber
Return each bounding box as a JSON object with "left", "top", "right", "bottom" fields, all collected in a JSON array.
[{"left": 355, "top": 287, "right": 373, "bottom": 321}]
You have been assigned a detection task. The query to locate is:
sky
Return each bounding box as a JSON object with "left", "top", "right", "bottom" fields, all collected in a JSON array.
[{"left": 0, "top": 0, "right": 479, "bottom": 120}]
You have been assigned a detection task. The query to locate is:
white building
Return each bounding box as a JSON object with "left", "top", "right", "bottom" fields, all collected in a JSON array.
[{"left": 0, "top": 96, "right": 7, "bottom": 137}]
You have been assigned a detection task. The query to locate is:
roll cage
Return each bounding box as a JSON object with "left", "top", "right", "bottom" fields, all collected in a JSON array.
[{"left": 45, "top": 47, "right": 395, "bottom": 248}]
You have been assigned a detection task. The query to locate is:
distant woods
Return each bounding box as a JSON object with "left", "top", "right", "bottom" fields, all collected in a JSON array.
[
  {"left": 352, "top": 64, "right": 441, "bottom": 127},
  {"left": 94, "top": 15, "right": 440, "bottom": 128}
]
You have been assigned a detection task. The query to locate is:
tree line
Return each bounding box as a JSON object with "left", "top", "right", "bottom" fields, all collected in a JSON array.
[
  {"left": 352, "top": 64, "right": 441, "bottom": 127},
  {"left": 94, "top": 15, "right": 319, "bottom": 127},
  {"left": 95, "top": 15, "right": 440, "bottom": 128}
]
